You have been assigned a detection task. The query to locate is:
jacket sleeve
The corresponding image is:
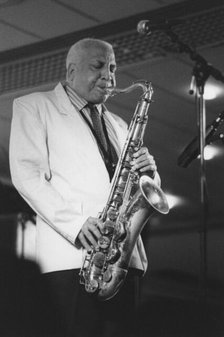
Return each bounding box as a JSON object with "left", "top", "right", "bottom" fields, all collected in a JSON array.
[{"left": 9, "top": 97, "right": 87, "bottom": 246}]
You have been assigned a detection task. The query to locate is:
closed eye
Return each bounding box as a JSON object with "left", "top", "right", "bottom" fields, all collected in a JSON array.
[
  {"left": 110, "top": 65, "right": 117, "bottom": 73},
  {"left": 91, "top": 62, "right": 103, "bottom": 70}
]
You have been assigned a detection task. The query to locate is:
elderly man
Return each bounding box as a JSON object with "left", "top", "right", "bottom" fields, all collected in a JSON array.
[{"left": 10, "top": 38, "right": 160, "bottom": 337}]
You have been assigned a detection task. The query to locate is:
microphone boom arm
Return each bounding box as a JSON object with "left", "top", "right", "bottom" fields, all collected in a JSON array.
[
  {"left": 164, "top": 28, "right": 224, "bottom": 86},
  {"left": 178, "top": 110, "right": 224, "bottom": 168}
]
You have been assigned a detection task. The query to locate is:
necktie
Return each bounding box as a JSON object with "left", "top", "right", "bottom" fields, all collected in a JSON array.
[
  {"left": 88, "top": 104, "right": 118, "bottom": 180},
  {"left": 88, "top": 104, "right": 108, "bottom": 152}
]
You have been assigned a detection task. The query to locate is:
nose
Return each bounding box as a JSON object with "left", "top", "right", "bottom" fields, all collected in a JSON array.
[{"left": 101, "top": 66, "right": 112, "bottom": 82}]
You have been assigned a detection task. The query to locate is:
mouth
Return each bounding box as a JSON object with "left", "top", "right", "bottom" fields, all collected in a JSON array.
[
  {"left": 96, "top": 86, "right": 111, "bottom": 95},
  {"left": 98, "top": 83, "right": 114, "bottom": 92}
]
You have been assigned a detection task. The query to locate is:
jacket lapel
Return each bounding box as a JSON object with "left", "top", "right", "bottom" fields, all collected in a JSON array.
[{"left": 54, "top": 82, "right": 75, "bottom": 116}]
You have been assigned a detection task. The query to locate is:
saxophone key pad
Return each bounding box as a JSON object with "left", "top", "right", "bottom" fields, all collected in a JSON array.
[{"left": 98, "top": 235, "right": 111, "bottom": 249}]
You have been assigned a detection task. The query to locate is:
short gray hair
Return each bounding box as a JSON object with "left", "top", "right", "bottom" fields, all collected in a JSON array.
[{"left": 65, "top": 38, "right": 114, "bottom": 70}]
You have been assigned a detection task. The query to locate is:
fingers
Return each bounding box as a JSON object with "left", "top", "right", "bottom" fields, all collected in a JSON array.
[
  {"left": 131, "top": 147, "right": 157, "bottom": 173},
  {"left": 77, "top": 217, "right": 103, "bottom": 251}
]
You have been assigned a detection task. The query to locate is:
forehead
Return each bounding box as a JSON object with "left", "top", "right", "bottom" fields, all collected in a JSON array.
[{"left": 82, "top": 44, "right": 116, "bottom": 64}]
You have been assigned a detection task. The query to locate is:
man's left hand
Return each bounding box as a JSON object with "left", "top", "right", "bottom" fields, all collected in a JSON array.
[{"left": 130, "top": 147, "right": 157, "bottom": 176}]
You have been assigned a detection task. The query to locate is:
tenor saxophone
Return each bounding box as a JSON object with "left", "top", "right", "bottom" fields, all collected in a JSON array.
[{"left": 79, "top": 80, "right": 169, "bottom": 300}]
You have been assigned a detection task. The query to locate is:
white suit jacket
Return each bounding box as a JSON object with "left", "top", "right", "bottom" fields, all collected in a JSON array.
[{"left": 10, "top": 82, "right": 153, "bottom": 273}]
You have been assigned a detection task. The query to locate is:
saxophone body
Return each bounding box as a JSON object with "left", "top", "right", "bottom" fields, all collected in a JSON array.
[{"left": 80, "top": 80, "right": 169, "bottom": 301}]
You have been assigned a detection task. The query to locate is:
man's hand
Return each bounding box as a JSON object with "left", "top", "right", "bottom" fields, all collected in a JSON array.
[
  {"left": 77, "top": 217, "right": 103, "bottom": 251},
  {"left": 130, "top": 146, "right": 157, "bottom": 176}
]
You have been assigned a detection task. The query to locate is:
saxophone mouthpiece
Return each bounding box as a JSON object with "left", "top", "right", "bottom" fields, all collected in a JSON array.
[{"left": 105, "top": 86, "right": 117, "bottom": 96}]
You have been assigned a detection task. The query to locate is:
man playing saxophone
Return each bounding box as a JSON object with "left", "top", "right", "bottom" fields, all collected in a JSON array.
[{"left": 10, "top": 38, "right": 161, "bottom": 337}]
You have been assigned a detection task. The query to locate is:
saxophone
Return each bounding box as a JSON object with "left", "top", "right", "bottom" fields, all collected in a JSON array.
[{"left": 79, "top": 80, "right": 169, "bottom": 300}]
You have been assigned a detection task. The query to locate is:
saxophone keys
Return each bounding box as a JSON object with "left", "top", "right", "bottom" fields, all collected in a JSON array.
[
  {"left": 107, "top": 208, "right": 117, "bottom": 221},
  {"left": 85, "top": 278, "right": 99, "bottom": 293},
  {"left": 103, "top": 268, "right": 112, "bottom": 282},
  {"left": 107, "top": 245, "right": 121, "bottom": 263},
  {"left": 98, "top": 235, "right": 111, "bottom": 249}
]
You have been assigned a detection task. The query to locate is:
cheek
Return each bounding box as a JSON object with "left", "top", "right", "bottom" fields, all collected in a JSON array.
[
  {"left": 82, "top": 71, "right": 97, "bottom": 86},
  {"left": 89, "top": 72, "right": 100, "bottom": 83},
  {"left": 73, "top": 77, "right": 90, "bottom": 94}
]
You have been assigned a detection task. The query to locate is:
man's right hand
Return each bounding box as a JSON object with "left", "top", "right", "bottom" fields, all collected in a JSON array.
[{"left": 77, "top": 217, "right": 103, "bottom": 251}]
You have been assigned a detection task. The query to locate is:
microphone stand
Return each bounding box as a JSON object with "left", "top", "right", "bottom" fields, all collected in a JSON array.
[
  {"left": 162, "top": 27, "right": 224, "bottom": 333},
  {"left": 192, "top": 63, "right": 209, "bottom": 311}
]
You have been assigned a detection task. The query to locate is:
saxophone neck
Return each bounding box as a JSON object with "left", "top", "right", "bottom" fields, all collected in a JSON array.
[{"left": 107, "top": 80, "right": 153, "bottom": 98}]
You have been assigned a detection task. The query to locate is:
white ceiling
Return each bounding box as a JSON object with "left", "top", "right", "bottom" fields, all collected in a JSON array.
[{"left": 0, "top": 0, "right": 185, "bottom": 52}]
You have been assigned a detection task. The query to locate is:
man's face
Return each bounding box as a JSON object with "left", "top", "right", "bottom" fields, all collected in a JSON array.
[{"left": 69, "top": 44, "right": 116, "bottom": 104}]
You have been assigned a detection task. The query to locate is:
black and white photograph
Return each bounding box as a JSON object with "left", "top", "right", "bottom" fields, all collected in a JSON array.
[{"left": 0, "top": 1, "right": 224, "bottom": 336}]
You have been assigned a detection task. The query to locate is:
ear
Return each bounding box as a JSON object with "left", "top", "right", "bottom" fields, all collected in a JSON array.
[{"left": 67, "top": 63, "right": 76, "bottom": 81}]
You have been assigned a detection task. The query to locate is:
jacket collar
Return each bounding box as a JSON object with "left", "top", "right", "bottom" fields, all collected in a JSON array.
[{"left": 54, "top": 82, "right": 74, "bottom": 115}]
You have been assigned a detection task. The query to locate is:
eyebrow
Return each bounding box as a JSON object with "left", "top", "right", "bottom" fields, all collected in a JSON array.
[{"left": 91, "top": 59, "right": 117, "bottom": 68}]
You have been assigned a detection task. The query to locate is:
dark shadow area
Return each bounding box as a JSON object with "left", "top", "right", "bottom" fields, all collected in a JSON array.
[
  {"left": 137, "top": 296, "right": 224, "bottom": 337},
  {"left": 0, "top": 182, "right": 34, "bottom": 215},
  {"left": 0, "top": 252, "right": 63, "bottom": 337}
]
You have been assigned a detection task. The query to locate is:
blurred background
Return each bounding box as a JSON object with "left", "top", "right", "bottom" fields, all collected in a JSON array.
[{"left": 0, "top": 0, "right": 224, "bottom": 336}]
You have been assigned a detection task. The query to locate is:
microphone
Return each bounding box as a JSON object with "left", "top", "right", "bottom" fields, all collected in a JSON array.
[
  {"left": 137, "top": 19, "right": 183, "bottom": 36},
  {"left": 177, "top": 110, "right": 224, "bottom": 168}
]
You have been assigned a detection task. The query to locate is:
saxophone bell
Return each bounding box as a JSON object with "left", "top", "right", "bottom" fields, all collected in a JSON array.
[{"left": 140, "top": 175, "right": 169, "bottom": 214}]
